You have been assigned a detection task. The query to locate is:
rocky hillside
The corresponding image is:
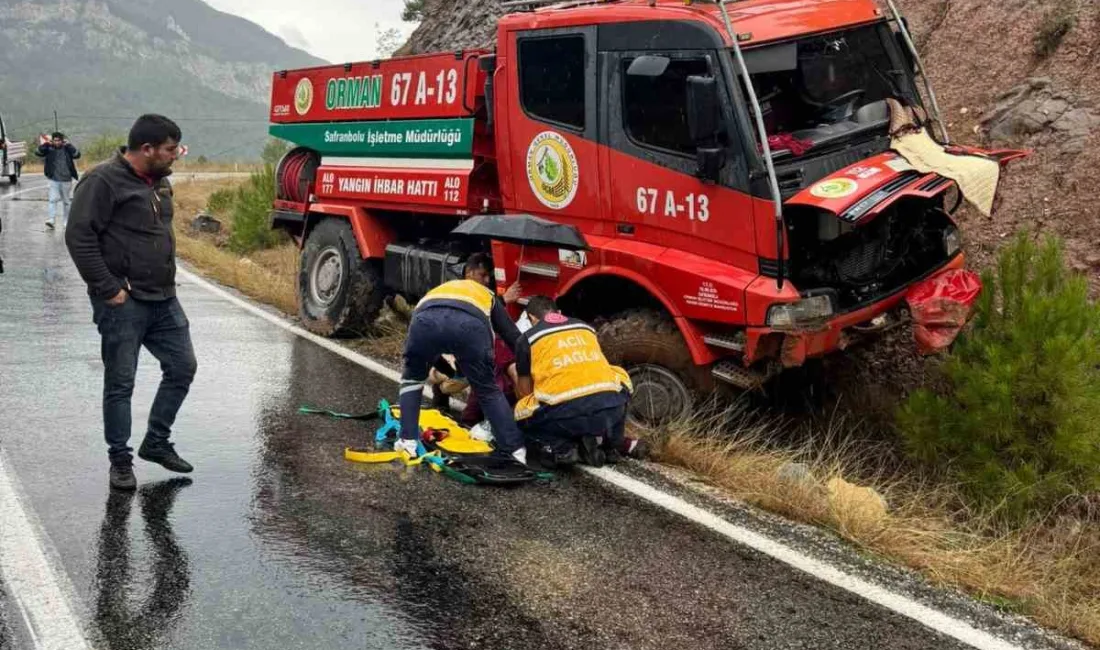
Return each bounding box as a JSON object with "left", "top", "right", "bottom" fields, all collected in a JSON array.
[
  {"left": 401, "top": 0, "right": 1100, "bottom": 275},
  {"left": 903, "top": 0, "right": 1100, "bottom": 275},
  {"left": 0, "top": 0, "right": 325, "bottom": 159}
]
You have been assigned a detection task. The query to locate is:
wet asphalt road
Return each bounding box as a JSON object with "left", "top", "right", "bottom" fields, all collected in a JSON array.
[{"left": 0, "top": 181, "right": 980, "bottom": 650}]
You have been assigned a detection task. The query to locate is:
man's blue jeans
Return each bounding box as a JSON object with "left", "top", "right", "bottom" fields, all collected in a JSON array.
[
  {"left": 91, "top": 296, "right": 197, "bottom": 463},
  {"left": 47, "top": 179, "right": 72, "bottom": 227}
]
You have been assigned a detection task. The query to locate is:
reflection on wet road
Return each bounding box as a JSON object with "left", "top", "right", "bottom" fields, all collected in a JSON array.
[
  {"left": 0, "top": 180, "right": 980, "bottom": 649},
  {"left": 95, "top": 480, "right": 191, "bottom": 650}
]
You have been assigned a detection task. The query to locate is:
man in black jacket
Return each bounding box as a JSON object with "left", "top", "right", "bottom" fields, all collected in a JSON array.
[
  {"left": 36, "top": 132, "right": 81, "bottom": 230},
  {"left": 66, "top": 114, "right": 195, "bottom": 491}
]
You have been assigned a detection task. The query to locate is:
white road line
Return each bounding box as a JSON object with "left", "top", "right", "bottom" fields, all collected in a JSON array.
[
  {"left": 0, "top": 452, "right": 92, "bottom": 650},
  {"left": 0, "top": 180, "right": 93, "bottom": 650},
  {"left": 2, "top": 182, "right": 49, "bottom": 200},
  {"left": 178, "top": 267, "right": 1031, "bottom": 650}
]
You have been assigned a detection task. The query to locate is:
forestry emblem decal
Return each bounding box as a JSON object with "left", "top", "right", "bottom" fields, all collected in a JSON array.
[
  {"left": 527, "top": 131, "right": 578, "bottom": 210},
  {"left": 294, "top": 78, "right": 314, "bottom": 115}
]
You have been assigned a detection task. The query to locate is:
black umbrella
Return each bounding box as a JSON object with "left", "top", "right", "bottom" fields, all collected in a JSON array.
[{"left": 450, "top": 214, "right": 589, "bottom": 251}]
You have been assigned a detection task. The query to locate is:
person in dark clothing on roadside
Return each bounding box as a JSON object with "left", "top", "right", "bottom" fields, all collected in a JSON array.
[
  {"left": 36, "top": 132, "right": 81, "bottom": 230},
  {"left": 65, "top": 114, "right": 195, "bottom": 491},
  {"left": 396, "top": 253, "right": 526, "bottom": 464}
]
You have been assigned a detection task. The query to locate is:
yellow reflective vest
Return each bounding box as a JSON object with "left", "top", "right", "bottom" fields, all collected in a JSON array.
[
  {"left": 417, "top": 279, "right": 495, "bottom": 319},
  {"left": 515, "top": 317, "right": 632, "bottom": 421}
]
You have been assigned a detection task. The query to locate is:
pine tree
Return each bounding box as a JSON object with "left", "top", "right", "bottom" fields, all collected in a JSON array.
[{"left": 898, "top": 234, "right": 1100, "bottom": 522}]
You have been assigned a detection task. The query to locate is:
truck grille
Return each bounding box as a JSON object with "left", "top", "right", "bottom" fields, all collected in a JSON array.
[{"left": 835, "top": 237, "right": 886, "bottom": 283}]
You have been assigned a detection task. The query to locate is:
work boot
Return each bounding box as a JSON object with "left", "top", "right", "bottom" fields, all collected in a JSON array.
[
  {"left": 578, "top": 436, "right": 605, "bottom": 468},
  {"left": 532, "top": 444, "right": 577, "bottom": 470},
  {"left": 109, "top": 460, "right": 136, "bottom": 491},
  {"left": 137, "top": 441, "right": 193, "bottom": 474}
]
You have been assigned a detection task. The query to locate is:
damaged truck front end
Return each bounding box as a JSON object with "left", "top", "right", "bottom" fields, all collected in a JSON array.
[
  {"left": 741, "top": 156, "right": 971, "bottom": 368},
  {"left": 716, "top": 5, "right": 988, "bottom": 371}
]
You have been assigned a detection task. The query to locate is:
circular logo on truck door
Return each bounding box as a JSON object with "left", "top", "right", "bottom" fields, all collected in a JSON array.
[
  {"left": 527, "top": 131, "right": 579, "bottom": 210},
  {"left": 294, "top": 78, "right": 314, "bottom": 115}
]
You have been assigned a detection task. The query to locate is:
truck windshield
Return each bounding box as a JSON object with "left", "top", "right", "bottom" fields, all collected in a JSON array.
[{"left": 738, "top": 24, "right": 915, "bottom": 156}]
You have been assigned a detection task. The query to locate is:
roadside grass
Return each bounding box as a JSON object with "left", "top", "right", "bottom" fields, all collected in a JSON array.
[
  {"left": 172, "top": 178, "right": 298, "bottom": 315},
  {"left": 171, "top": 176, "right": 1100, "bottom": 647},
  {"left": 172, "top": 177, "right": 409, "bottom": 356},
  {"left": 640, "top": 406, "right": 1100, "bottom": 646},
  {"left": 19, "top": 160, "right": 257, "bottom": 177}
]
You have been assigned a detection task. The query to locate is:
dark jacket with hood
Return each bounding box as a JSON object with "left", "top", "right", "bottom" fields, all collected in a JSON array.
[
  {"left": 65, "top": 151, "right": 176, "bottom": 301},
  {"left": 35, "top": 142, "right": 81, "bottom": 182}
]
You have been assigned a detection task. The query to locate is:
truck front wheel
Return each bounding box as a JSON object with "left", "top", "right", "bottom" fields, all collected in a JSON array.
[
  {"left": 597, "top": 309, "right": 714, "bottom": 427},
  {"left": 299, "top": 218, "right": 384, "bottom": 336}
]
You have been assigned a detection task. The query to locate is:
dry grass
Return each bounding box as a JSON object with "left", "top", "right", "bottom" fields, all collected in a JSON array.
[
  {"left": 171, "top": 177, "right": 412, "bottom": 354},
  {"left": 169, "top": 177, "right": 1099, "bottom": 646},
  {"left": 172, "top": 178, "right": 299, "bottom": 315},
  {"left": 640, "top": 405, "right": 1100, "bottom": 646}
]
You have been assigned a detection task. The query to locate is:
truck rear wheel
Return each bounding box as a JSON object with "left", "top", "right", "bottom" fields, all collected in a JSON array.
[
  {"left": 597, "top": 309, "right": 714, "bottom": 427},
  {"left": 299, "top": 218, "right": 384, "bottom": 336}
]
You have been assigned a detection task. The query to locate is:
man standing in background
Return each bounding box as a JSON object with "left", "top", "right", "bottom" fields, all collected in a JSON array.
[
  {"left": 36, "top": 131, "right": 81, "bottom": 230},
  {"left": 65, "top": 114, "right": 195, "bottom": 491}
]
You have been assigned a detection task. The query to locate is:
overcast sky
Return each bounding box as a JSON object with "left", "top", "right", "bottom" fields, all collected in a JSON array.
[{"left": 203, "top": 0, "right": 416, "bottom": 64}]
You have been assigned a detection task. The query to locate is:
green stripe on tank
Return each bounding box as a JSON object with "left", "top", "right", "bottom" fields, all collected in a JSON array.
[{"left": 269, "top": 119, "right": 474, "bottom": 158}]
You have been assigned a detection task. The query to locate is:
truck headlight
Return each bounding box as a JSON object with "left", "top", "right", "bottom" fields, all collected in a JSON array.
[
  {"left": 943, "top": 226, "right": 962, "bottom": 257},
  {"left": 767, "top": 295, "right": 835, "bottom": 328}
]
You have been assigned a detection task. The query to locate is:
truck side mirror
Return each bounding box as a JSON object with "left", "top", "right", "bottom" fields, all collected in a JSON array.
[{"left": 686, "top": 75, "right": 725, "bottom": 182}]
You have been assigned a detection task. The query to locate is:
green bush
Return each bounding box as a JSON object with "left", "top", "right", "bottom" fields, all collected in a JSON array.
[
  {"left": 1034, "top": 0, "right": 1077, "bottom": 58},
  {"left": 261, "top": 138, "right": 291, "bottom": 166},
  {"left": 898, "top": 234, "right": 1100, "bottom": 522},
  {"left": 83, "top": 133, "right": 127, "bottom": 163},
  {"left": 205, "top": 164, "right": 284, "bottom": 253},
  {"left": 206, "top": 187, "right": 235, "bottom": 217}
]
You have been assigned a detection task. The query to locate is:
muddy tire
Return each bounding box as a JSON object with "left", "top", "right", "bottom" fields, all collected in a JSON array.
[
  {"left": 299, "top": 218, "right": 384, "bottom": 336},
  {"left": 597, "top": 309, "right": 714, "bottom": 427}
]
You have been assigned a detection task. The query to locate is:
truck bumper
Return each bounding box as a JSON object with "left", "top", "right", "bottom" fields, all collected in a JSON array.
[{"left": 742, "top": 254, "right": 967, "bottom": 367}]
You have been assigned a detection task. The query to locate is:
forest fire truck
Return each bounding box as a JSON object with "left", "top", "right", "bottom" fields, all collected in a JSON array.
[{"left": 268, "top": 0, "right": 1001, "bottom": 424}]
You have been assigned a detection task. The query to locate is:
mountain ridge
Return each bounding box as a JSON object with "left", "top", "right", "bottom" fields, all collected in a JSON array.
[{"left": 0, "top": 0, "right": 326, "bottom": 160}]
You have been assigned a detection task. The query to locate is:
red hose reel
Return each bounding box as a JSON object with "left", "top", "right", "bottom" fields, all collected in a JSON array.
[{"left": 276, "top": 147, "right": 319, "bottom": 204}]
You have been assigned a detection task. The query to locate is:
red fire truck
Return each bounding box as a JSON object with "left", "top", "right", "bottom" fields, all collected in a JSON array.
[{"left": 267, "top": 0, "right": 1002, "bottom": 424}]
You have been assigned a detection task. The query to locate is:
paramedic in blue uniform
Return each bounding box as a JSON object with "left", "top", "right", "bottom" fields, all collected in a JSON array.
[
  {"left": 396, "top": 253, "right": 526, "bottom": 462},
  {"left": 513, "top": 296, "right": 644, "bottom": 467}
]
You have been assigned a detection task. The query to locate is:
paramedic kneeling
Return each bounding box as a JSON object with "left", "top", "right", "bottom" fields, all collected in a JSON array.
[
  {"left": 397, "top": 253, "right": 526, "bottom": 463},
  {"left": 514, "top": 296, "right": 646, "bottom": 468}
]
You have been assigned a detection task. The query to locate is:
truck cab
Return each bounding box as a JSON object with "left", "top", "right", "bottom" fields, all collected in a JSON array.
[{"left": 268, "top": 0, "right": 981, "bottom": 425}]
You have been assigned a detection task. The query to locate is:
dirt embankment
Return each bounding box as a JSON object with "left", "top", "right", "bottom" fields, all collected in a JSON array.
[{"left": 902, "top": 0, "right": 1100, "bottom": 277}]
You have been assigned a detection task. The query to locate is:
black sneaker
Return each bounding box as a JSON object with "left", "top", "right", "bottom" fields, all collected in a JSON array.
[
  {"left": 533, "top": 443, "right": 578, "bottom": 470},
  {"left": 138, "top": 441, "right": 193, "bottom": 474},
  {"left": 109, "top": 462, "right": 136, "bottom": 491},
  {"left": 578, "top": 436, "right": 605, "bottom": 468}
]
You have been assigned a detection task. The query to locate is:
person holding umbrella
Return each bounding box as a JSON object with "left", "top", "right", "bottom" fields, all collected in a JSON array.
[{"left": 395, "top": 253, "right": 527, "bottom": 463}]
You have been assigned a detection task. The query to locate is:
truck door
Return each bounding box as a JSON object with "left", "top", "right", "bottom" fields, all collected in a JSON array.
[
  {"left": 602, "top": 48, "right": 758, "bottom": 266},
  {"left": 505, "top": 27, "right": 602, "bottom": 231}
]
